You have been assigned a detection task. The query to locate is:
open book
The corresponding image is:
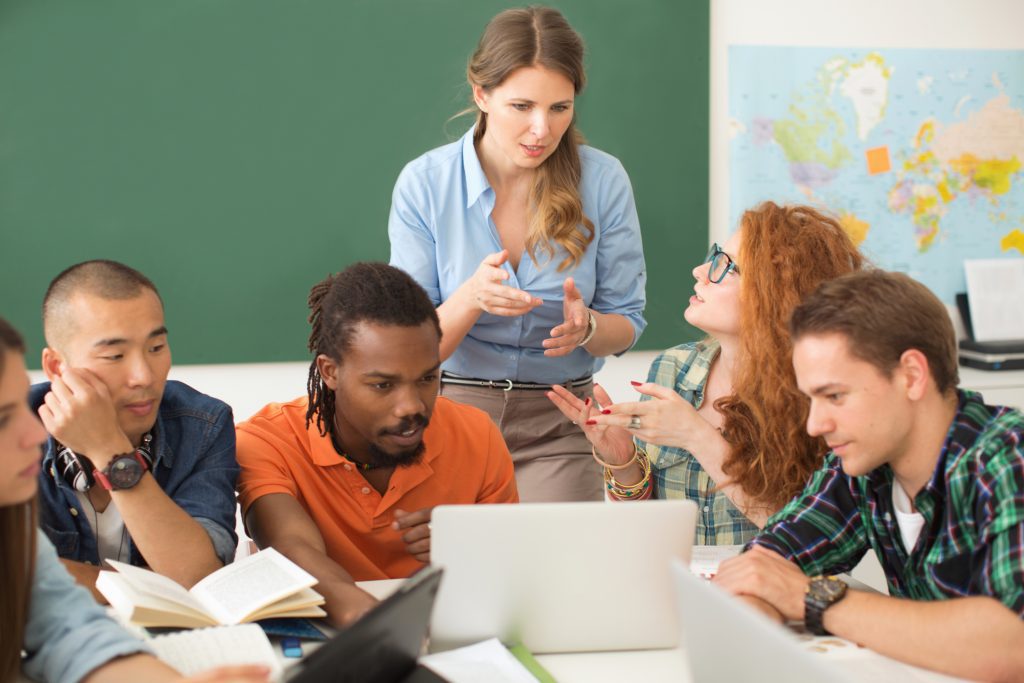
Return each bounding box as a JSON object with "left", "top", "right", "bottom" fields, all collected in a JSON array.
[{"left": 96, "top": 547, "right": 327, "bottom": 628}]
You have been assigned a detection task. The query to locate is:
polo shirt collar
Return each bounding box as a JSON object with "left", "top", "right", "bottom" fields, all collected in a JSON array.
[{"left": 462, "top": 128, "right": 491, "bottom": 210}]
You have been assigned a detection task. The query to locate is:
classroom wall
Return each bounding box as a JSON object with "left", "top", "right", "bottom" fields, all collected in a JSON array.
[{"left": 0, "top": 0, "right": 709, "bottom": 366}]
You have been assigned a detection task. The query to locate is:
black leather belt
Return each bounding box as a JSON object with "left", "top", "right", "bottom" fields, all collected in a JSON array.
[{"left": 440, "top": 372, "right": 592, "bottom": 391}]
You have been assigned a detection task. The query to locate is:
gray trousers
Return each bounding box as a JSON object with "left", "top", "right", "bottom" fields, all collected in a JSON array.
[{"left": 440, "top": 381, "right": 603, "bottom": 503}]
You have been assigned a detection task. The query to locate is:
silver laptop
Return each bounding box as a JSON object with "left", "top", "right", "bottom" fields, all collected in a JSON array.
[
  {"left": 429, "top": 500, "right": 697, "bottom": 654},
  {"left": 671, "top": 559, "right": 856, "bottom": 683}
]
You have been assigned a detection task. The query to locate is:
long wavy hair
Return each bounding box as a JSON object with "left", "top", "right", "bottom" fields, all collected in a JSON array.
[
  {"left": 468, "top": 6, "right": 594, "bottom": 271},
  {"left": 0, "top": 318, "right": 35, "bottom": 682},
  {"left": 716, "top": 203, "right": 865, "bottom": 512}
]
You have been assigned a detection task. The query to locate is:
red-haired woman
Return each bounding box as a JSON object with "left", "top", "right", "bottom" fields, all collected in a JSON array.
[{"left": 550, "top": 202, "right": 864, "bottom": 544}]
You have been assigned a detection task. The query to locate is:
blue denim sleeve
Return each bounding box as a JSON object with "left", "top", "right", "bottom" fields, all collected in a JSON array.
[
  {"left": 23, "top": 532, "right": 151, "bottom": 683},
  {"left": 388, "top": 163, "right": 442, "bottom": 305},
  {"left": 589, "top": 155, "right": 647, "bottom": 352},
  {"left": 166, "top": 404, "right": 240, "bottom": 565}
]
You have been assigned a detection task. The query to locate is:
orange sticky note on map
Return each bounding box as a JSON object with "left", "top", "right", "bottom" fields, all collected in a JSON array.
[{"left": 865, "top": 146, "right": 891, "bottom": 175}]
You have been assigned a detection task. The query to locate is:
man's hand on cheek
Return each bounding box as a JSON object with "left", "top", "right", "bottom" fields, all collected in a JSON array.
[{"left": 38, "top": 367, "right": 132, "bottom": 468}]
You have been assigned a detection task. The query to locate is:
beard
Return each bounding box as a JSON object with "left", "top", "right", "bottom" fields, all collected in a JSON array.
[
  {"left": 366, "top": 413, "right": 429, "bottom": 469},
  {"left": 366, "top": 440, "right": 426, "bottom": 469}
]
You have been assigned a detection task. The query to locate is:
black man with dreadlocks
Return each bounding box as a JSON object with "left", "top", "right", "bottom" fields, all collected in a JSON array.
[{"left": 236, "top": 263, "right": 518, "bottom": 626}]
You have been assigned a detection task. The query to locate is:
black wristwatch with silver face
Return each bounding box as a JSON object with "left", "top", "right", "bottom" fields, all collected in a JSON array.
[
  {"left": 804, "top": 575, "right": 848, "bottom": 636},
  {"left": 92, "top": 450, "right": 149, "bottom": 491}
]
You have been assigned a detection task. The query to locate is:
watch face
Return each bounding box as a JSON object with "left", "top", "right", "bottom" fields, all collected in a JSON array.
[
  {"left": 107, "top": 454, "right": 145, "bottom": 489},
  {"left": 811, "top": 577, "right": 846, "bottom": 601}
]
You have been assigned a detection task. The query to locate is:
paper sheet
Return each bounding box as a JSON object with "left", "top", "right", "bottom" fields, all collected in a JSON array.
[
  {"left": 419, "top": 638, "right": 540, "bottom": 683},
  {"left": 689, "top": 544, "right": 743, "bottom": 579},
  {"left": 964, "top": 259, "right": 1024, "bottom": 341}
]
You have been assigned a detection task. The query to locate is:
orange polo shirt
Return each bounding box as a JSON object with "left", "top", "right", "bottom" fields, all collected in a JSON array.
[{"left": 236, "top": 396, "right": 518, "bottom": 580}]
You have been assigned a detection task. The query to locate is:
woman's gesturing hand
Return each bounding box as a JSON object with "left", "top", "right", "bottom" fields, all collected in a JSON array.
[
  {"left": 467, "top": 250, "right": 543, "bottom": 316},
  {"left": 543, "top": 277, "right": 590, "bottom": 357},
  {"left": 547, "top": 383, "right": 635, "bottom": 466},
  {"left": 585, "top": 381, "right": 718, "bottom": 452}
]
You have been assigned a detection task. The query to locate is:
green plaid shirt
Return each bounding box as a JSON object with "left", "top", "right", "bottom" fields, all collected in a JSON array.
[
  {"left": 641, "top": 340, "right": 759, "bottom": 545},
  {"left": 750, "top": 390, "right": 1024, "bottom": 616}
]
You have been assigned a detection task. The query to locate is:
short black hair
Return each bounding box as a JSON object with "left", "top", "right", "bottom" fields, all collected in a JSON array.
[
  {"left": 42, "top": 260, "right": 161, "bottom": 348},
  {"left": 305, "top": 262, "right": 441, "bottom": 438}
]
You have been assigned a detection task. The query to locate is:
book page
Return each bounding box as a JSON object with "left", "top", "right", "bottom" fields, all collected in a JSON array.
[
  {"left": 248, "top": 587, "right": 326, "bottom": 621},
  {"left": 104, "top": 560, "right": 210, "bottom": 616},
  {"left": 964, "top": 259, "right": 1024, "bottom": 341},
  {"left": 97, "top": 571, "right": 213, "bottom": 626},
  {"left": 189, "top": 548, "right": 318, "bottom": 624}
]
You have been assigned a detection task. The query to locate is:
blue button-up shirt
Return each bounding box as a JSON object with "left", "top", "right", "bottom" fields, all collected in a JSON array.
[
  {"left": 389, "top": 128, "right": 647, "bottom": 384},
  {"left": 23, "top": 531, "right": 151, "bottom": 683},
  {"left": 32, "top": 379, "right": 239, "bottom": 567}
]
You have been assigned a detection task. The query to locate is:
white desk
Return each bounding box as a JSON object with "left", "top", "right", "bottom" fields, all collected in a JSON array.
[{"left": 356, "top": 578, "right": 968, "bottom": 683}]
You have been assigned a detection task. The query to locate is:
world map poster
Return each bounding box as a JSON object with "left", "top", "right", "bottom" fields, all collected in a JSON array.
[{"left": 729, "top": 46, "right": 1024, "bottom": 302}]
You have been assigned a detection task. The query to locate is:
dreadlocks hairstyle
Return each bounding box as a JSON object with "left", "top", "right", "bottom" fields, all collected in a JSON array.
[
  {"left": 305, "top": 263, "right": 442, "bottom": 440},
  {"left": 716, "top": 202, "right": 865, "bottom": 513},
  {"left": 0, "top": 318, "right": 35, "bottom": 683}
]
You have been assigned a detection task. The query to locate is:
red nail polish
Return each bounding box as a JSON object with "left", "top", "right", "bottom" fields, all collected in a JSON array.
[
  {"left": 584, "top": 397, "right": 591, "bottom": 406},
  {"left": 630, "top": 381, "right": 642, "bottom": 387},
  {"left": 585, "top": 419, "right": 597, "bottom": 425},
  {"left": 601, "top": 409, "right": 611, "bottom": 415}
]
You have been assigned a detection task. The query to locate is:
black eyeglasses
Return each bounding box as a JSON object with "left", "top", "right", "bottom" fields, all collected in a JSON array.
[{"left": 703, "top": 243, "right": 740, "bottom": 284}]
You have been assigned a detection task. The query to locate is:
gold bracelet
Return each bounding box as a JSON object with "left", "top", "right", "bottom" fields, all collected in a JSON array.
[
  {"left": 592, "top": 442, "right": 639, "bottom": 471},
  {"left": 605, "top": 447, "right": 652, "bottom": 499}
]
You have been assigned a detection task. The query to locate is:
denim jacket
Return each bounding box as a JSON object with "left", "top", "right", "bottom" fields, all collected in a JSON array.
[
  {"left": 23, "top": 531, "right": 151, "bottom": 683},
  {"left": 31, "top": 379, "right": 239, "bottom": 567}
]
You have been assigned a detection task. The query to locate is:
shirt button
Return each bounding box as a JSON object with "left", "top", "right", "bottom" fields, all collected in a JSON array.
[
  {"left": 70, "top": 507, "right": 79, "bottom": 516},
  {"left": 703, "top": 505, "right": 710, "bottom": 512},
  {"left": 361, "top": 487, "right": 371, "bottom": 495},
  {"left": 343, "top": 463, "right": 352, "bottom": 471}
]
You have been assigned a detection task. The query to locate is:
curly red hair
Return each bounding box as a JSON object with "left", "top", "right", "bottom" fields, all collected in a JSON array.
[{"left": 717, "top": 202, "right": 865, "bottom": 513}]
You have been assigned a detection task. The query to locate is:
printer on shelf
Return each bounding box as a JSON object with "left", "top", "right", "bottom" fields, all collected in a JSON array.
[{"left": 956, "top": 293, "right": 1024, "bottom": 371}]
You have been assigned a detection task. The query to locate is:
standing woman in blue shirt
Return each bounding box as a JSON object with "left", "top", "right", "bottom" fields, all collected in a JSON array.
[
  {"left": 389, "top": 6, "right": 646, "bottom": 502},
  {"left": 0, "top": 317, "right": 266, "bottom": 683}
]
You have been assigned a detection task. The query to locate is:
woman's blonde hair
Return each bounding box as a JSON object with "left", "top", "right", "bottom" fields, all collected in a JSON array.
[{"left": 468, "top": 6, "right": 593, "bottom": 271}]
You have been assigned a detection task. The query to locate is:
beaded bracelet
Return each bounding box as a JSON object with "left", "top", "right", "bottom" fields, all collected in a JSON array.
[{"left": 605, "top": 446, "right": 653, "bottom": 500}]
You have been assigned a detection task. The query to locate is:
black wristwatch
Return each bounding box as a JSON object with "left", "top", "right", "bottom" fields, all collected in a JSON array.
[
  {"left": 93, "top": 450, "right": 149, "bottom": 491},
  {"left": 804, "top": 575, "right": 848, "bottom": 636}
]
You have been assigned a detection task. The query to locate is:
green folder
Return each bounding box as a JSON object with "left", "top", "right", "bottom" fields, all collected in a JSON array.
[{"left": 507, "top": 643, "right": 558, "bottom": 683}]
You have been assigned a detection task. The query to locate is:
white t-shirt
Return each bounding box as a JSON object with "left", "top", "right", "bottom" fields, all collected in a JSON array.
[
  {"left": 76, "top": 490, "right": 131, "bottom": 563},
  {"left": 891, "top": 479, "right": 926, "bottom": 554}
]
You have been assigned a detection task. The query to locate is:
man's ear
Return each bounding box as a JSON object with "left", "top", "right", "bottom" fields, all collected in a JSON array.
[
  {"left": 316, "top": 354, "right": 339, "bottom": 391},
  {"left": 898, "top": 349, "right": 931, "bottom": 401},
  {"left": 40, "top": 348, "right": 65, "bottom": 382}
]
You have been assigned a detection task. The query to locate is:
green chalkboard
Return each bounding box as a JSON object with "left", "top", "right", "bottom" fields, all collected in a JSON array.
[{"left": 1, "top": 0, "right": 708, "bottom": 365}]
